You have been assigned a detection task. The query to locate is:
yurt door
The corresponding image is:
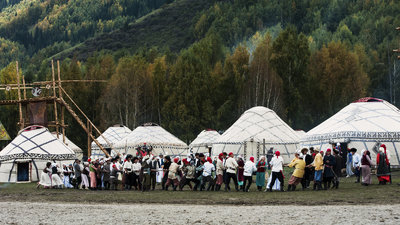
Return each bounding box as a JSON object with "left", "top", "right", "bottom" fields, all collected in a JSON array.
[{"left": 17, "top": 162, "right": 29, "bottom": 182}]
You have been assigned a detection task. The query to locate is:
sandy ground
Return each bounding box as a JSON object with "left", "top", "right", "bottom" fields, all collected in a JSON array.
[{"left": 0, "top": 202, "right": 399, "bottom": 224}]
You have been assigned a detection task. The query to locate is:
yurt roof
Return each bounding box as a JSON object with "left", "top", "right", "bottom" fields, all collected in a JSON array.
[
  {"left": 295, "top": 130, "right": 306, "bottom": 138},
  {"left": 91, "top": 125, "right": 131, "bottom": 148},
  {"left": 189, "top": 129, "right": 221, "bottom": 148},
  {"left": 115, "top": 123, "right": 187, "bottom": 148},
  {"left": 214, "top": 106, "right": 300, "bottom": 144},
  {"left": 51, "top": 132, "right": 82, "bottom": 152},
  {"left": 0, "top": 126, "right": 75, "bottom": 162},
  {"left": 302, "top": 98, "right": 400, "bottom": 143}
]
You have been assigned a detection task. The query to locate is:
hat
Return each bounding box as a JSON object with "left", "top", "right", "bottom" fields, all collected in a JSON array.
[
  {"left": 326, "top": 148, "right": 331, "bottom": 152},
  {"left": 320, "top": 151, "right": 324, "bottom": 154},
  {"left": 88, "top": 159, "right": 91, "bottom": 162},
  {"left": 249, "top": 156, "right": 254, "bottom": 163},
  {"left": 380, "top": 144, "right": 386, "bottom": 150},
  {"left": 350, "top": 148, "right": 357, "bottom": 153},
  {"left": 112, "top": 164, "right": 117, "bottom": 168},
  {"left": 275, "top": 151, "right": 280, "bottom": 157},
  {"left": 201, "top": 159, "right": 206, "bottom": 163},
  {"left": 126, "top": 154, "right": 133, "bottom": 159},
  {"left": 207, "top": 157, "right": 212, "bottom": 163},
  {"left": 312, "top": 153, "right": 316, "bottom": 157},
  {"left": 299, "top": 154, "right": 304, "bottom": 159},
  {"left": 333, "top": 148, "right": 339, "bottom": 153},
  {"left": 379, "top": 147, "right": 384, "bottom": 152},
  {"left": 199, "top": 153, "right": 204, "bottom": 157},
  {"left": 84, "top": 162, "right": 89, "bottom": 166},
  {"left": 182, "top": 158, "right": 188, "bottom": 165},
  {"left": 228, "top": 152, "right": 234, "bottom": 156},
  {"left": 174, "top": 158, "right": 179, "bottom": 163}
]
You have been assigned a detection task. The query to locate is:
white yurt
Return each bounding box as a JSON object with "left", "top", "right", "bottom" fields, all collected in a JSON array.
[
  {"left": 90, "top": 125, "right": 131, "bottom": 159},
  {"left": 0, "top": 126, "right": 76, "bottom": 183},
  {"left": 212, "top": 106, "right": 301, "bottom": 163},
  {"left": 301, "top": 97, "right": 400, "bottom": 166},
  {"left": 295, "top": 130, "right": 306, "bottom": 138},
  {"left": 52, "top": 132, "right": 83, "bottom": 160},
  {"left": 189, "top": 129, "right": 221, "bottom": 154},
  {"left": 115, "top": 123, "right": 188, "bottom": 157}
]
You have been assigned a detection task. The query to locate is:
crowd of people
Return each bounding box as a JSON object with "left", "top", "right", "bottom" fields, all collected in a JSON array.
[{"left": 36, "top": 144, "right": 396, "bottom": 191}]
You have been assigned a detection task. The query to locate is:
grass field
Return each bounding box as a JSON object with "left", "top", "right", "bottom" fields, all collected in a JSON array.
[{"left": 1, "top": 169, "right": 399, "bottom": 206}]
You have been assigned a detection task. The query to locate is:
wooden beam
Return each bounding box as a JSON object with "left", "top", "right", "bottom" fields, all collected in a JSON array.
[
  {"left": 0, "top": 97, "right": 57, "bottom": 105},
  {"left": 22, "top": 76, "right": 26, "bottom": 100},
  {"left": 58, "top": 87, "right": 116, "bottom": 157},
  {"left": 0, "top": 80, "right": 106, "bottom": 87},
  {"left": 57, "top": 60, "right": 65, "bottom": 144},
  {"left": 16, "top": 61, "right": 23, "bottom": 130},
  {"left": 87, "top": 120, "right": 92, "bottom": 158},
  {"left": 52, "top": 60, "right": 59, "bottom": 139}
]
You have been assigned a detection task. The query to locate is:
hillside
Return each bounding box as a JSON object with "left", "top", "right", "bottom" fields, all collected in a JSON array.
[
  {"left": 2, "top": 0, "right": 400, "bottom": 153},
  {"left": 52, "top": 0, "right": 224, "bottom": 61}
]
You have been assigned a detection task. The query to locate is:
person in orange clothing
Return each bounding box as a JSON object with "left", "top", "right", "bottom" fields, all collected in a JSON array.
[
  {"left": 285, "top": 154, "right": 306, "bottom": 191},
  {"left": 313, "top": 150, "right": 324, "bottom": 191}
]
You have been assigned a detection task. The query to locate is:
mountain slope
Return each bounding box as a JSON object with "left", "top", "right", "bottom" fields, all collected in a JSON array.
[{"left": 52, "top": 0, "right": 225, "bottom": 61}]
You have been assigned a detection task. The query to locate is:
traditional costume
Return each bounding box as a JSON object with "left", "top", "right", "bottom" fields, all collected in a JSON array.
[
  {"left": 237, "top": 156, "right": 244, "bottom": 190},
  {"left": 346, "top": 151, "right": 354, "bottom": 177},
  {"left": 51, "top": 163, "right": 63, "bottom": 189},
  {"left": 165, "top": 158, "right": 180, "bottom": 191},
  {"left": 194, "top": 160, "right": 205, "bottom": 191},
  {"left": 161, "top": 156, "right": 171, "bottom": 190},
  {"left": 322, "top": 149, "right": 336, "bottom": 190},
  {"left": 243, "top": 156, "right": 257, "bottom": 192},
  {"left": 313, "top": 151, "right": 323, "bottom": 191},
  {"left": 302, "top": 149, "right": 313, "bottom": 189},
  {"left": 180, "top": 160, "right": 196, "bottom": 191},
  {"left": 376, "top": 147, "right": 390, "bottom": 185},
  {"left": 110, "top": 164, "right": 123, "bottom": 190},
  {"left": 351, "top": 148, "right": 361, "bottom": 183},
  {"left": 37, "top": 162, "right": 52, "bottom": 188},
  {"left": 267, "top": 151, "right": 285, "bottom": 192},
  {"left": 103, "top": 160, "right": 111, "bottom": 190},
  {"left": 380, "top": 144, "right": 392, "bottom": 183},
  {"left": 81, "top": 162, "right": 90, "bottom": 190},
  {"left": 215, "top": 153, "right": 225, "bottom": 191},
  {"left": 123, "top": 155, "right": 133, "bottom": 190},
  {"left": 150, "top": 156, "right": 160, "bottom": 191},
  {"left": 332, "top": 148, "right": 343, "bottom": 189},
  {"left": 89, "top": 160, "right": 97, "bottom": 190},
  {"left": 287, "top": 155, "right": 306, "bottom": 191},
  {"left": 224, "top": 152, "right": 239, "bottom": 191},
  {"left": 62, "top": 164, "right": 73, "bottom": 188},
  {"left": 361, "top": 150, "right": 373, "bottom": 186},
  {"left": 132, "top": 157, "right": 141, "bottom": 190},
  {"left": 201, "top": 157, "right": 215, "bottom": 191},
  {"left": 256, "top": 157, "right": 267, "bottom": 191},
  {"left": 141, "top": 155, "right": 152, "bottom": 191}
]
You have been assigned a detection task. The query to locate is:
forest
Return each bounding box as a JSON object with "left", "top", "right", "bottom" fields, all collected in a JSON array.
[{"left": 1, "top": 0, "right": 400, "bottom": 153}]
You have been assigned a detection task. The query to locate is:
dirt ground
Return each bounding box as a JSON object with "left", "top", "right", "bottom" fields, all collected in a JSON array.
[{"left": 0, "top": 202, "right": 399, "bottom": 224}]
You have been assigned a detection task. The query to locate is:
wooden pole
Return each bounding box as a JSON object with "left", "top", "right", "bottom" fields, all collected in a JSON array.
[
  {"left": 52, "top": 60, "right": 59, "bottom": 139},
  {"left": 16, "top": 61, "right": 23, "bottom": 130},
  {"left": 58, "top": 86, "right": 116, "bottom": 157},
  {"left": 57, "top": 61, "right": 65, "bottom": 144},
  {"left": 87, "top": 120, "right": 92, "bottom": 158},
  {"left": 263, "top": 138, "right": 266, "bottom": 157},
  {"left": 22, "top": 76, "right": 26, "bottom": 100}
]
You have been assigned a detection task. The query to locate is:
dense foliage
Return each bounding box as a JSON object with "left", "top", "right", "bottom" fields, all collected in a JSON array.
[{"left": 1, "top": 0, "right": 400, "bottom": 153}]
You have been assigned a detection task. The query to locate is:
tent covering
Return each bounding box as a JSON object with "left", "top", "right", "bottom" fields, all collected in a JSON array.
[
  {"left": 115, "top": 123, "right": 188, "bottom": 157},
  {"left": 52, "top": 132, "right": 83, "bottom": 160},
  {"left": 91, "top": 125, "right": 131, "bottom": 158},
  {"left": 301, "top": 98, "right": 400, "bottom": 166},
  {"left": 0, "top": 126, "right": 75, "bottom": 162},
  {"left": 0, "top": 126, "right": 75, "bottom": 182},
  {"left": 212, "top": 106, "right": 300, "bottom": 163},
  {"left": 189, "top": 129, "right": 220, "bottom": 153}
]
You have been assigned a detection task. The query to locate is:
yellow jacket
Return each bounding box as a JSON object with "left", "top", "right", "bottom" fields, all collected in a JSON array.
[
  {"left": 288, "top": 159, "right": 306, "bottom": 178},
  {"left": 314, "top": 153, "right": 323, "bottom": 171},
  {"left": 290, "top": 157, "right": 299, "bottom": 164}
]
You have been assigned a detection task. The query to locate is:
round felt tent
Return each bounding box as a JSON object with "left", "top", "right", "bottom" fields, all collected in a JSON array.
[
  {"left": 212, "top": 106, "right": 301, "bottom": 163},
  {"left": 115, "top": 123, "right": 188, "bottom": 157},
  {"left": 52, "top": 132, "right": 83, "bottom": 160},
  {"left": 0, "top": 126, "right": 76, "bottom": 183},
  {"left": 90, "top": 125, "right": 131, "bottom": 158},
  {"left": 301, "top": 97, "right": 400, "bottom": 166},
  {"left": 189, "top": 129, "right": 221, "bottom": 154}
]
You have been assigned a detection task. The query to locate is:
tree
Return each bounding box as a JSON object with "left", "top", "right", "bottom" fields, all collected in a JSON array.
[
  {"left": 270, "top": 25, "right": 310, "bottom": 127},
  {"left": 308, "top": 41, "right": 370, "bottom": 121}
]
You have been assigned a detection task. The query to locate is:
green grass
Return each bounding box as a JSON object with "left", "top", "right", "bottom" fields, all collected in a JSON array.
[{"left": 1, "top": 169, "right": 399, "bottom": 205}]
